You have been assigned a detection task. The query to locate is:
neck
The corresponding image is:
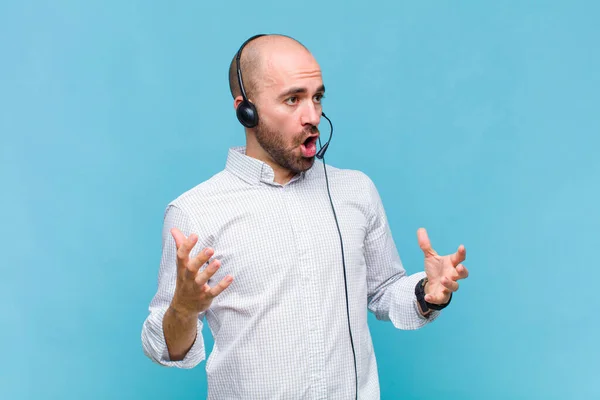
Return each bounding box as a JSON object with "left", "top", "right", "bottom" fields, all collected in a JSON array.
[{"left": 245, "top": 136, "right": 295, "bottom": 185}]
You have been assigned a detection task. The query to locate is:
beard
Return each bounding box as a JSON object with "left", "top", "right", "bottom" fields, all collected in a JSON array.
[{"left": 254, "top": 119, "right": 319, "bottom": 175}]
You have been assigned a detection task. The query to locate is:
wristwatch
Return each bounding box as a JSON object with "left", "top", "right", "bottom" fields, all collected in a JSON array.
[{"left": 415, "top": 277, "right": 452, "bottom": 313}]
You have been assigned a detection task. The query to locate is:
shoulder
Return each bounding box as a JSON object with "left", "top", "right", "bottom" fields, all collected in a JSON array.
[
  {"left": 167, "top": 170, "right": 230, "bottom": 215},
  {"left": 310, "top": 160, "right": 378, "bottom": 193},
  {"left": 308, "top": 161, "right": 382, "bottom": 211},
  {"left": 309, "top": 162, "right": 386, "bottom": 229}
]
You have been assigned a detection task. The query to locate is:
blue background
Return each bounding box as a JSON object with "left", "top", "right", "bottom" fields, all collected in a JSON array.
[{"left": 1, "top": 1, "right": 599, "bottom": 399}]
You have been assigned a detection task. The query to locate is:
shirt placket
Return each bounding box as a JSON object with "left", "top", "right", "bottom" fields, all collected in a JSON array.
[{"left": 281, "top": 183, "right": 327, "bottom": 399}]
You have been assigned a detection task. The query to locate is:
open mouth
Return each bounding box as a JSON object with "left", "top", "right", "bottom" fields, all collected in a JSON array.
[{"left": 300, "top": 135, "right": 318, "bottom": 158}]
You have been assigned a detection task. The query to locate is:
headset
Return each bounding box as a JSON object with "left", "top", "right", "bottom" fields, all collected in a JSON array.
[
  {"left": 235, "top": 34, "right": 358, "bottom": 400},
  {"left": 235, "top": 34, "right": 265, "bottom": 128}
]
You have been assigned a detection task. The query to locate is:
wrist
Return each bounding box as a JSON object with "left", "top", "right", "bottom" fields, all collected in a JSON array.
[
  {"left": 169, "top": 300, "right": 199, "bottom": 321},
  {"left": 415, "top": 277, "right": 452, "bottom": 314},
  {"left": 416, "top": 296, "right": 432, "bottom": 317}
]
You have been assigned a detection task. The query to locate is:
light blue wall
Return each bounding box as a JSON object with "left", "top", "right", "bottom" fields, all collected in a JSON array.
[{"left": 1, "top": 1, "right": 598, "bottom": 399}]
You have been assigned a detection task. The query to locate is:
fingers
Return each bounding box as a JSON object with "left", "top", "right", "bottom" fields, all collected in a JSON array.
[
  {"left": 173, "top": 229, "right": 198, "bottom": 266},
  {"left": 208, "top": 275, "right": 234, "bottom": 297},
  {"left": 424, "top": 292, "right": 446, "bottom": 304},
  {"left": 441, "top": 276, "right": 459, "bottom": 292},
  {"left": 456, "top": 263, "right": 469, "bottom": 279},
  {"left": 450, "top": 244, "right": 467, "bottom": 266},
  {"left": 199, "top": 273, "right": 233, "bottom": 297},
  {"left": 171, "top": 228, "right": 217, "bottom": 277},
  {"left": 194, "top": 258, "right": 221, "bottom": 286},
  {"left": 425, "top": 269, "right": 465, "bottom": 303},
  {"left": 170, "top": 227, "right": 187, "bottom": 249},
  {"left": 425, "top": 279, "right": 456, "bottom": 304},
  {"left": 187, "top": 248, "right": 215, "bottom": 276},
  {"left": 417, "top": 227, "right": 438, "bottom": 257}
]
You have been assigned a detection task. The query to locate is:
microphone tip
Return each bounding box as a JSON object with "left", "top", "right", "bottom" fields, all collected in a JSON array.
[{"left": 316, "top": 142, "right": 329, "bottom": 159}]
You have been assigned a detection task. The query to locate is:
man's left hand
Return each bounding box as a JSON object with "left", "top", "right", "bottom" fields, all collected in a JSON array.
[{"left": 417, "top": 227, "right": 469, "bottom": 305}]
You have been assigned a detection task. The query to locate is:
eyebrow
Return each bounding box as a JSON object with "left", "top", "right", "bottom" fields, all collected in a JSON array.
[{"left": 279, "top": 84, "right": 326, "bottom": 99}]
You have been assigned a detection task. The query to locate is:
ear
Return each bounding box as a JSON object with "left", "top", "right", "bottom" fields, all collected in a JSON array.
[{"left": 233, "top": 95, "right": 244, "bottom": 110}]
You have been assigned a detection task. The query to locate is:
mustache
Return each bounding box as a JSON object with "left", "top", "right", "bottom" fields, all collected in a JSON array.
[{"left": 299, "top": 125, "right": 319, "bottom": 138}]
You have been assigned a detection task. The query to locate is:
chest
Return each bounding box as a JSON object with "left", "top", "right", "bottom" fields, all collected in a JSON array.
[{"left": 204, "top": 185, "right": 369, "bottom": 296}]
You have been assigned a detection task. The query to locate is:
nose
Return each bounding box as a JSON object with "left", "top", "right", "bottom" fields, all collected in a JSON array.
[{"left": 300, "top": 100, "right": 321, "bottom": 127}]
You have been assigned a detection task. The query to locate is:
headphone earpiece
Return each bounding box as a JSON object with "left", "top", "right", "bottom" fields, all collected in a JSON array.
[
  {"left": 236, "top": 99, "right": 259, "bottom": 128},
  {"left": 235, "top": 34, "right": 266, "bottom": 129}
]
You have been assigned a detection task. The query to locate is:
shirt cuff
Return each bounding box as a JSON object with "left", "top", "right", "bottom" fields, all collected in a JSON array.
[
  {"left": 389, "top": 271, "right": 441, "bottom": 330},
  {"left": 142, "top": 307, "right": 205, "bottom": 369}
]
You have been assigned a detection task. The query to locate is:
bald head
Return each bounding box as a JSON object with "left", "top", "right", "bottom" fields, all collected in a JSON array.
[{"left": 228, "top": 35, "right": 311, "bottom": 100}]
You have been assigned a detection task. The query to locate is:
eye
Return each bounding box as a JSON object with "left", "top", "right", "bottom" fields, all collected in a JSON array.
[
  {"left": 285, "top": 96, "right": 298, "bottom": 105},
  {"left": 314, "top": 93, "right": 325, "bottom": 103}
]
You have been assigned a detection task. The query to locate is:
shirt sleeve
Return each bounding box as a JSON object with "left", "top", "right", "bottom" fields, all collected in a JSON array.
[
  {"left": 141, "top": 204, "right": 207, "bottom": 368},
  {"left": 362, "top": 175, "right": 441, "bottom": 329}
]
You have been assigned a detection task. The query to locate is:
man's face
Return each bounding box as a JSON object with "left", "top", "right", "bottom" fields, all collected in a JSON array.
[{"left": 252, "top": 48, "right": 325, "bottom": 175}]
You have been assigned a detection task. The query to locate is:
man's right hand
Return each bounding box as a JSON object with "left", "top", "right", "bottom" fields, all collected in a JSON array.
[{"left": 170, "top": 227, "right": 233, "bottom": 317}]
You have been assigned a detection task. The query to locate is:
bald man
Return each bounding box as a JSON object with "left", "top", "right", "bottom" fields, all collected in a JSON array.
[{"left": 141, "top": 34, "right": 469, "bottom": 399}]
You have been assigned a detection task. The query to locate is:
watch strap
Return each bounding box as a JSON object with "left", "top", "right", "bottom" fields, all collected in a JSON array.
[{"left": 415, "top": 277, "right": 452, "bottom": 312}]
